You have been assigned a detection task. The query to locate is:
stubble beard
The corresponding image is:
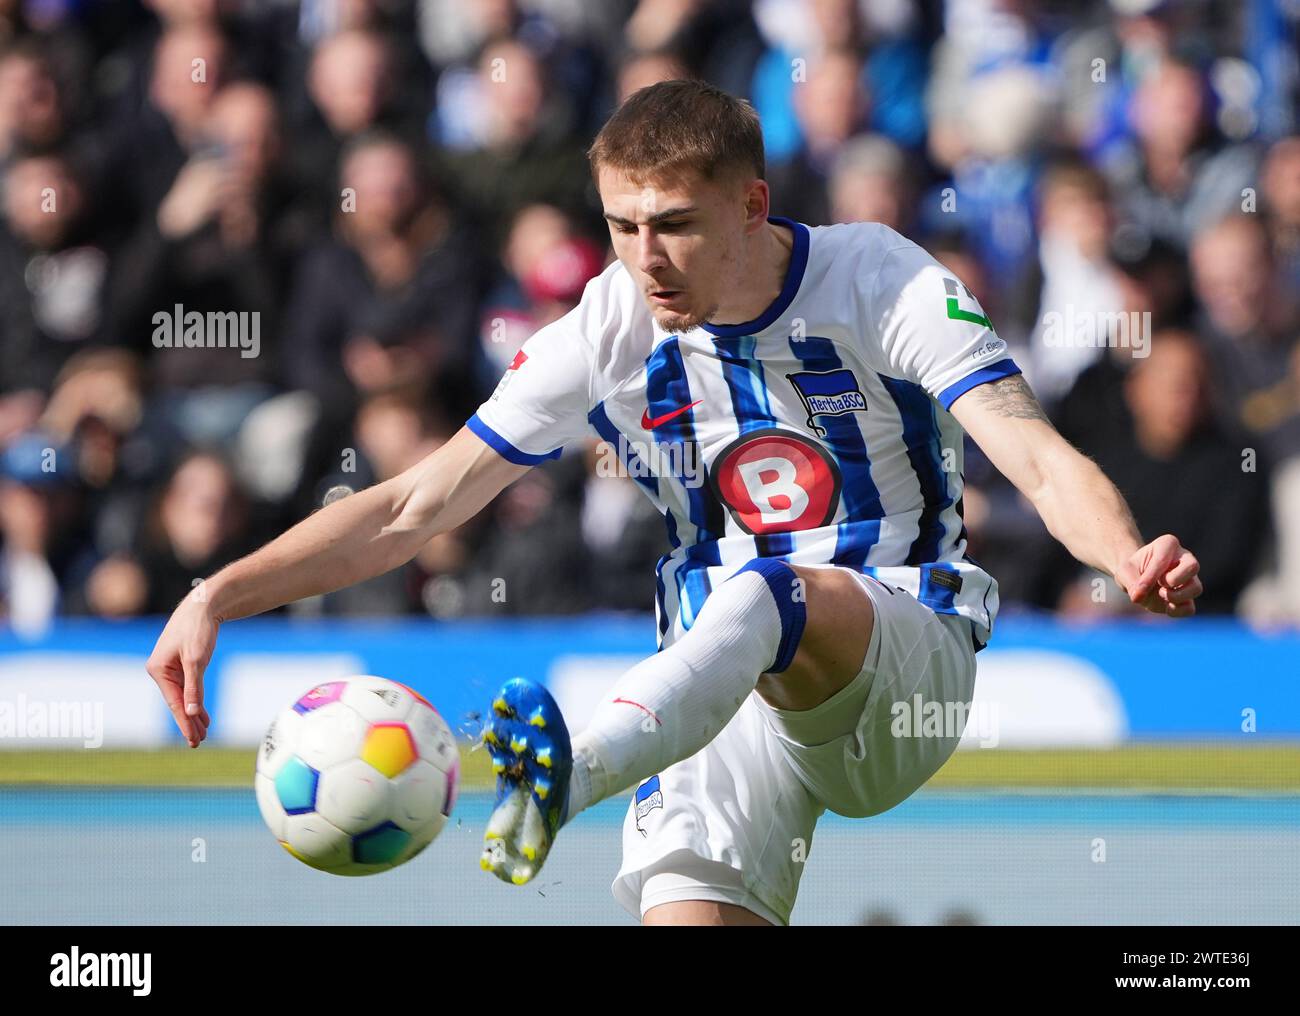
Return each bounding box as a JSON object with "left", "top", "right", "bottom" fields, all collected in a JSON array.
[{"left": 651, "top": 301, "right": 719, "bottom": 334}]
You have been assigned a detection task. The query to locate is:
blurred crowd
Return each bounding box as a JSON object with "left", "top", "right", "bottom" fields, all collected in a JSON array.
[{"left": 0, "top": 0, "right": 1297, "bottom": 634}]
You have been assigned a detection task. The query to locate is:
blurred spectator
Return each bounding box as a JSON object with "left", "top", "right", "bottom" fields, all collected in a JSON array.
[
  {"left": 1051, "top": 330, "right": 1270, "bottom": 618},
  {"left": 0, "top": 150, "right": 109, "bottom": 394},
  {"left": 298, "top": 0, "right": 411, "bottom": 45},
  {"left": 1192, "top": 212, "right": 1300, "bottom": 627},
  {"left": 768, "top": 47, "right": 869, "bottom": 225},
  {"left": 751, "top": 0, "right": 925, "bottom": 162},
  {"left": 297, "top": 28, "right": 414, "bottom": 191},
  {"left": 458, "top": 451, "right": 592, "bottom": 616},
  {"left": 1108, "top": 229, "right": 1194, "bottom": 332},
  {"left": 0, "top": 40, "right": 68, "bottom": 167},
  {"left": 476, "top": 202, "right": 603, "bottom": 390},
  {"left": 105, "top": 80, "right": 311, "bottom": 447},
  {"left": 1101, "top": 56, "right": 1258, "bottom": 250},
  {"left": 615, "top": 49, "right": 691, "bottom": 104},
  {"left": 923, "top": 62, "right": 1061, "bottom": 282},
  {"left": 107, "top": 448, "right": 257, "bottom": 616},
  {"left": 0, "top": 429, "right": 83, "bottom": 634},
  {"left": 618, "top": 0, "right": 763, "bottom": 108},
  {"left": 580, "top": 440, "right": 664, "bottom": 612},
  {"left": 39, "top": 348, "right": 158, "bottom": 558},
  {"left": 1051, "top": 233, "right": 1193, "bottom": 459},
  {"left": 282, "top": 132, "right": 479, "bottom": 416},
  {"left": 826, "top": 134, "right": 912, "bottom": 234},
  {"left": 1017, "top": 160, "right": 1126, "bottom": 406},
  {"left": 437, "top": 37, "right": 592, "bottom": 241},
  {"left": 1053, "top": 0, "right": 1181, "bottom": 158},
  {"left": 624, "top": 0, "right": 707, "bottom": 58},
  {"left": 287, "top": 2, "right": 429, "bottom": 135},
  {"left": 96, "top": 0, "right": 280, "bottom": 122},
  {"left": 120, "top": 21, "right": 230, "bottom": 215},
  {"left": 1260, "top": 136, "right": 1300, "bottom": 293},
  {"left": 925, "top": 0, "right": 1061, "bottom": 171},
  {"left": 424, "top": 0, "right": 604, "bottom": 141},
  {"left": 308, "top": 385, "right": 470, "bottom": 617},
  {"left": 1190, "top": 214, "right": 1300, "bottom": 468}
]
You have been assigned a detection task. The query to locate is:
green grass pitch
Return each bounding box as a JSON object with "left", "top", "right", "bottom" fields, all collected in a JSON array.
[{"left": 2, "top": 744, "right": 1297, "bottom": 791}]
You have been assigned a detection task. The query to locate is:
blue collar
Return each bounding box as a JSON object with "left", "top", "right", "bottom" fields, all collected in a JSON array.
[{"left": 699, "top": 217, "right": 810, "bottom": 337}]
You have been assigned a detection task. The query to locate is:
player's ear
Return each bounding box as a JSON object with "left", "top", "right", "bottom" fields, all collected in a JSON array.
[{"left": 742, "top": 177, "right": 770, "bottom": 232}]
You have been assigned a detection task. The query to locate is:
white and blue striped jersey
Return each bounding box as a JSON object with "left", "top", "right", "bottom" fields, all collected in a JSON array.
[{"left": 468, "top": 219, "right": 1021, "bottom": 651}]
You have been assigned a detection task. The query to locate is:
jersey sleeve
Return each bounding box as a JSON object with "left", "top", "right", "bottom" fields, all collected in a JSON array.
[
  {"left": 870, "top": 243, "right": 1021, "bottom": 410},
  {"left": 467, "top": 304, "right": 595, "bottom": 465}
]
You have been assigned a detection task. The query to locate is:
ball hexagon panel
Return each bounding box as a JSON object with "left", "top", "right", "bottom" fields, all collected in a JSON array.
[
  {"left": 315, "top": 757, "right": 393, "bottom": 835},
  {"left": 274, "top": 755, "right": 319, "bottom": 814},
  {"left": 295, "top": 700, "right": 369, "bottom": 771},
  {"left": 390, "top": 759, "right": 446, "bottom": 831},
  {"left": 340, "top": 675, "right": 418, "bottom": 724},
  {"left": 393, "top": 681, "right": 434, "bottom": 710},
  {"left": 407, "top": 701, "right": 456, "bottom": 765},
  {"left": 352, "top": 820, "right": 410, "bottom": 865},
  {"left": 293, "top": 680, "right": 347, "bottom": 714},
  {"left": 361, "top": 722, "right": 417, "bottom": 778},
  {"left": 280, "top": 812, "right": 350, "bottom": 872}
]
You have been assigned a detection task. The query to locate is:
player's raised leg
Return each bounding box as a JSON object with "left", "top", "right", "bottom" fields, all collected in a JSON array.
[
  {"left": 573, "top": 562, "right": 874, "bottom": 817},
  {"left": 628, "top": 565, "right": 877, "bottom": 926},
  {"left": 479, "top": 558, "right": 875, "bottom": 888},
  {"left": 480, "top": 557, "right": 801, "bottom": 884}
]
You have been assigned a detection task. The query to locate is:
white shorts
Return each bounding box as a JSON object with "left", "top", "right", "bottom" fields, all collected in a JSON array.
[{"left": 611, "top": 568, "right": 979, "bottom": 925}]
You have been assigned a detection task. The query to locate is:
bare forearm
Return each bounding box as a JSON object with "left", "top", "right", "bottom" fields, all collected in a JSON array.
[
  {"left": 200, "top": 427, "right": 523, "bottom": 622},
  {"left": 952, "top": 375, "right": 1143, "bottom": 580},
  {"left": 204, "top": 478, "right": 422, "bottom": 621},
  {"left": 1026, "top": 445, "right": 1143, "bottom": 579}
]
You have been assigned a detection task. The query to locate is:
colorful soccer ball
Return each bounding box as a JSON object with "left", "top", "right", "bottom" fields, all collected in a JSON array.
[{"left": 254, "top": 676, "right": 459, "bottom": 875}]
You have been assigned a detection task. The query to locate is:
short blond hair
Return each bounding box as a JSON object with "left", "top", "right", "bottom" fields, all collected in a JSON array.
[{"left": 587, "top": 79, "right": 765, "bottom": 185}]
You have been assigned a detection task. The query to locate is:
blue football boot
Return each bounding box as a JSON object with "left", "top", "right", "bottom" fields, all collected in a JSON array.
[{"left": 479, "top": 678, "right": 573, "bottom": 885}]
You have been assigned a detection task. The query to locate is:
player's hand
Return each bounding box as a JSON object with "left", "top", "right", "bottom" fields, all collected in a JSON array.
[
  {"left": 1115, "top": 534, "right": 1202, "bottom": 618},
  {"left": 146, "top": 589, "right": 219, "bottom": 747}
]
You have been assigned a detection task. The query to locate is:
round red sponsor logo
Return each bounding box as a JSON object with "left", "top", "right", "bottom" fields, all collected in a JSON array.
[{"left": 709, "top": 428, "right": 841, "bottom": 535}]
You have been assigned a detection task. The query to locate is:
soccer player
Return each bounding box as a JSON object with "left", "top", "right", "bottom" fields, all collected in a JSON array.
[{"left": 147, "top": 81, "right": 1203, "bottom": 926}]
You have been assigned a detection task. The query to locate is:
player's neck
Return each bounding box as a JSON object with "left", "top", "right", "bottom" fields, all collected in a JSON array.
[{"left": 709, "top": 220, "right": 795, "bottom": 328}]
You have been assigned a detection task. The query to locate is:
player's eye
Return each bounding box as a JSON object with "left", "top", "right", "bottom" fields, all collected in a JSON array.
[{"left": 657, "top": 221, "right": 686, "bottom": 232}]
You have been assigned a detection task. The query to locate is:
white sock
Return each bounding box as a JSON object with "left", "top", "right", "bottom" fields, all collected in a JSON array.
[{"left": 565, "top": 559, "right": 806, "bottom": 821}]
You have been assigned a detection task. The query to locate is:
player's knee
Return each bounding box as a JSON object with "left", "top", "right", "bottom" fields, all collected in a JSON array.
[{"left": 765, "top": 567, "right": 875, "bottom": 700}]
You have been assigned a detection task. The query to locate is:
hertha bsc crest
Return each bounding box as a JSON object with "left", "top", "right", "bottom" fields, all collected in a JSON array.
[{"left": 786, "top": 369, "right": 868, "bottom": 436}]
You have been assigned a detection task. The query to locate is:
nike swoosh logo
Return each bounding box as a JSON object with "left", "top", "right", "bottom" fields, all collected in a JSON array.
[
  {"left": 641, "top": 399, "right": 703, "bottom": 430},
  {"left": 613, "top": 697, "right": 662, "bottom": 725}
]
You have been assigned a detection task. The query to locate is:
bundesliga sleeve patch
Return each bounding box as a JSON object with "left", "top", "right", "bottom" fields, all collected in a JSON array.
[
  {"left": 943, "top": 277, "right": 992, "bottom": 329},
  {"left": 490, "top": 349, "right": 529, "bottom": 401},
  {"left": 786, "top": 369, "right": 868, "bottom": 436}
]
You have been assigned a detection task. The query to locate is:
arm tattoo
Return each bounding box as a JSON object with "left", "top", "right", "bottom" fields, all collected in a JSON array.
[{"left": 966, "top": 374, "right": 1049, "bottom": 421}]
